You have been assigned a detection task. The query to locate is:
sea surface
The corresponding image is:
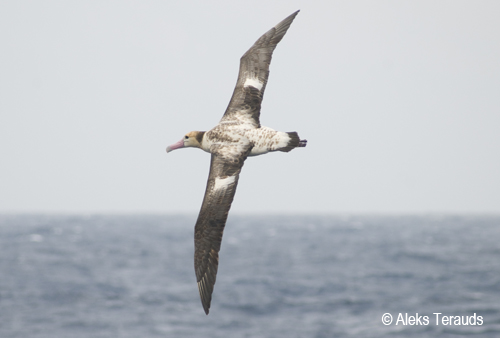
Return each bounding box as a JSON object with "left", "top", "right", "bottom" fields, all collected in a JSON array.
[{"left": 0, "top": 214, "right": 499, "bottom": 338}]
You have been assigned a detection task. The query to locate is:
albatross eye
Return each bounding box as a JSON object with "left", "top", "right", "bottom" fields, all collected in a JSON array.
[{"left": 185, "top": 135, "right": 189, "bottom": 139}]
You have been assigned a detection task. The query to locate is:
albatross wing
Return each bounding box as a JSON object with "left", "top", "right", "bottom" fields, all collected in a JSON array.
[
  {"left": 221, "top": 10, "right": 300, "bottom": 128},
  {"left": 191, "top": 10, "right": 301, "bottom": 315},
  {"left": 194, "top": 147, "right": 250, "bottom": 314}
]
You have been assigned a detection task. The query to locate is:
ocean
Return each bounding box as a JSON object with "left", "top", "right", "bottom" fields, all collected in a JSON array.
[{"left": 0, "top": 214, "right": 499, "bottom": 337}]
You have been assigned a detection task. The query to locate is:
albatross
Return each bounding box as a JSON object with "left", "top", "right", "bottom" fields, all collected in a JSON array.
[{"left": 166, "top": 10, "right": 306, "bottom": 314}]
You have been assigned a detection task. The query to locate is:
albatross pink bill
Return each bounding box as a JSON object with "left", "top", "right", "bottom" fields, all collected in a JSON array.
[{"left": 166, "top": 139, "right": 185, "bottom": 153}]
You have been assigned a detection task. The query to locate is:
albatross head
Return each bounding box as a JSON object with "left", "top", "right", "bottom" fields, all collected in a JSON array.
[{"left": 166, "top": 131, "right": 205, "bottom": 153}]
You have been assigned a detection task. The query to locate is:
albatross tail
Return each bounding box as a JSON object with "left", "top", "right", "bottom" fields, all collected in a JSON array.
[{"left": 279, "top": 132, "right": 307, "bottom": 152}]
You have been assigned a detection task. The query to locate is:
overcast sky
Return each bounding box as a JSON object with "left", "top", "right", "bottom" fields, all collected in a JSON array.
[{"left": 1, "top": 1, "right": 499, "bottom": 214}]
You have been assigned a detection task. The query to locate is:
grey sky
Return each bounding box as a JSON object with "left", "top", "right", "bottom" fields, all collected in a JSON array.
[{"left": 1, "top": 1, "right": 499, "bottom": 214}]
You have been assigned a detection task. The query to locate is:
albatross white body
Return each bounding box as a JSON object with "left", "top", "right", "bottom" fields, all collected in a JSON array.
[{"left": 166, "top": 10, "right": 306, "bottom": 315}]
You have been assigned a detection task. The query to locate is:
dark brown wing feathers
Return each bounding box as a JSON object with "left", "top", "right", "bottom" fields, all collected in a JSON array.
[
  {"left": 194, "top": 152, "right": 248, "bottom": 314},
  {"left": 221, "top": 10, "right": 299, "bottom": 127},
  {"left": 193, "top": 10, "right": 299, "bottom": 315}
]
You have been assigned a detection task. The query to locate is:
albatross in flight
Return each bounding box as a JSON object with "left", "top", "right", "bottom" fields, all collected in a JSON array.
[{"left": 166, "top": 10, "right": 306, "bottom": 314}]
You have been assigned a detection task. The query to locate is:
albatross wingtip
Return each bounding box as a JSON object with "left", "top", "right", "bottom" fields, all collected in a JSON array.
[{"left": 201, "top": 295, "right": 211, "bottom": 315}]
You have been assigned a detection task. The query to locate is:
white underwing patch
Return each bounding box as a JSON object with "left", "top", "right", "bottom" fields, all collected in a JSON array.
[
  {"left": 243, "top": 77, "right": 263, "bottom": 91},
  {"left": 213, "top": 176, "right": 236, "bottom": 191}
]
